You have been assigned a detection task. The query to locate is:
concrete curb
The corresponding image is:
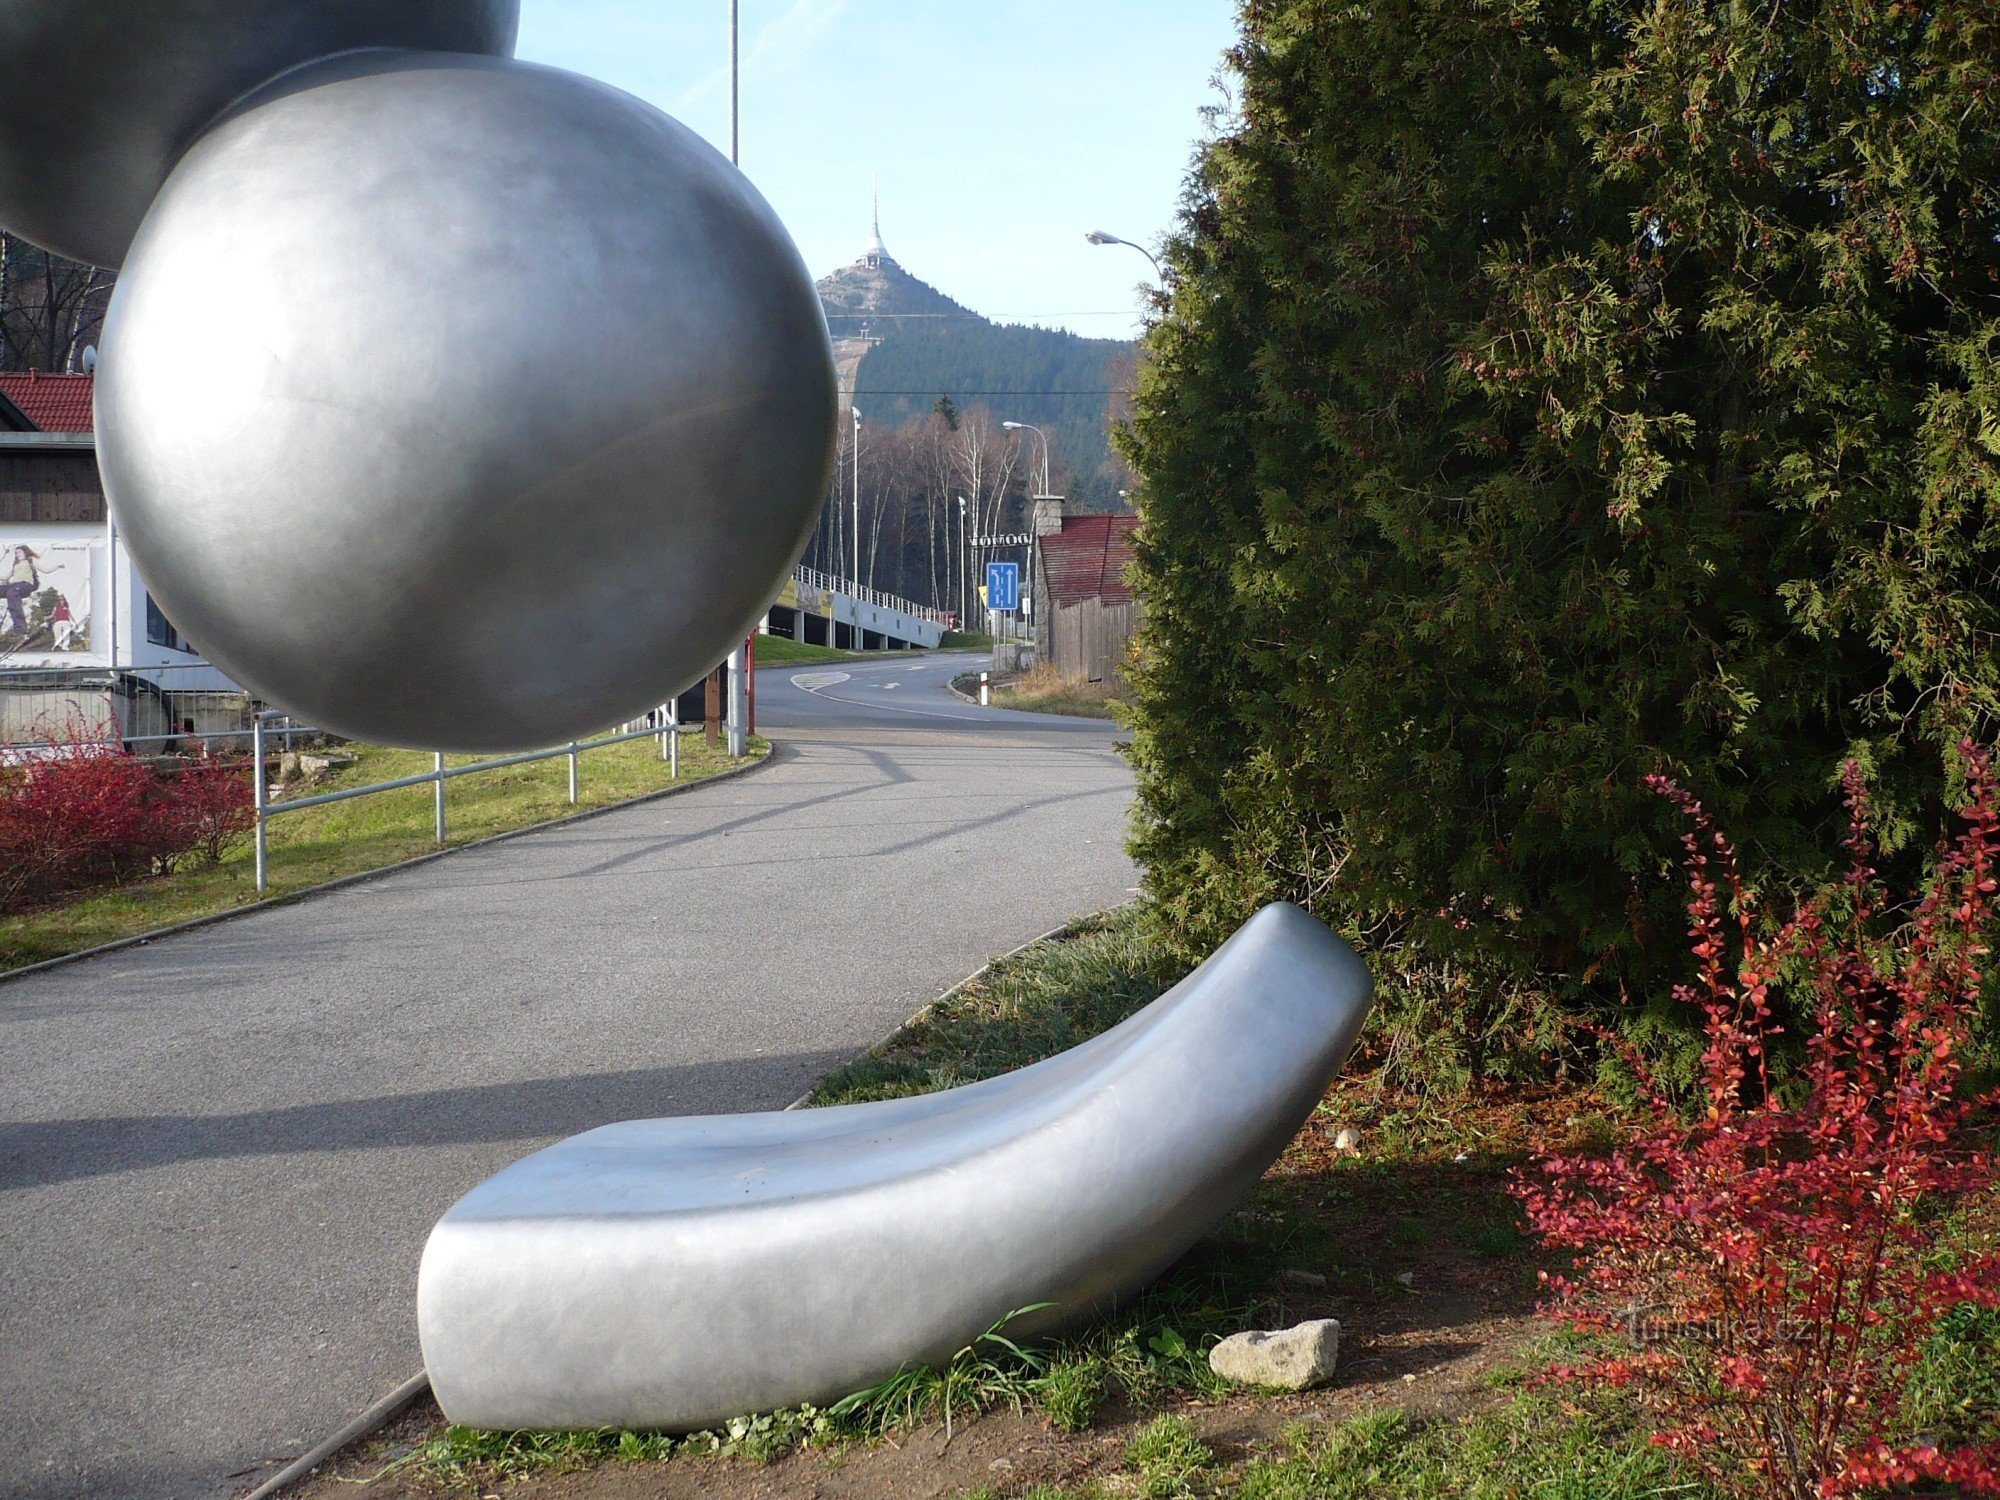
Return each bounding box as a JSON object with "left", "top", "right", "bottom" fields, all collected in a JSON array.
[
  {"left": 0, "top": 743, "right": 779, "bottom": 990},
  {"left": 239, "top": 1371, "right": 430, "bottom": 1500}
]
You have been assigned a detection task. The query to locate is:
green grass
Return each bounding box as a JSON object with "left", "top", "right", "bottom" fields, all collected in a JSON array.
[
  {"left": 941, "top": 629, "right": 998, "bottom": 649},
  {"left": 828, "top": 1307, "right": 1062, "bottom": 1440},
  {"left": 0, "top": 732, "right": 762, "bottom": 973},
  {"left": 1127, "top": 1415, "right": 1217, "bottom": 1498},
  {"left": 996, "top": 666, "right": 1122, "bottom": 720},
  {"left": 961, "top": 1387, "right": 1716, "bottom": 1500},
  {"left": 969, "top": 663, "right": 1123, "bottom": 720},
  {"left": 751, "top": 634, "right": 862, "bottom": 666},
  {"left": 807, "top": 905, "right": 1183, "bottom": 1106},
  {"left": 1228, "top": 1390, "right": 1715, "bottom": 1500},
  {"left": 405, "top": 1405, "right": 840, "bottom": 1482},
  {"left": 753, "top": 633, "right": 946, "bottom": 666},
  {"left": 1903, "top": 1301, "right": 2000, "bottom": 1448}
]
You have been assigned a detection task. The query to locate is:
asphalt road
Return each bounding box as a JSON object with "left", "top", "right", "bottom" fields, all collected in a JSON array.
[{"left": 0, "top": 651, "right": 1136, "bottom": 1500}]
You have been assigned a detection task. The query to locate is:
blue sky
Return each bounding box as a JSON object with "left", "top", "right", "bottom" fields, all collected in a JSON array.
[{"left": 515, "top": 2, "right": 1240, "bottom": 341}]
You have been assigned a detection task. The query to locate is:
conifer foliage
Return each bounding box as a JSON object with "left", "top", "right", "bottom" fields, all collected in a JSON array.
[{"left": 1123, "top": 0, "right": 2000, "bottom": 994}]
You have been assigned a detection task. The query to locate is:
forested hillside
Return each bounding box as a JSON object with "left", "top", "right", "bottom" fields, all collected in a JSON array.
[
  {"left": 801, "top": 238, "right": 1139, "bottom": 615},
  {"left": 853, "top": 321, "right": 1133, "bottom": 505}
]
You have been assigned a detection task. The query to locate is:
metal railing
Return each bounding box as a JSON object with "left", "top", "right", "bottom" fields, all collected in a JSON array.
[
  {"left": 249, "top": 702, "right": 692, "bottom": 893},
  {"left": 0, "top": 659, "right": 254, "bottom": 754},
  {"left": 0, "top": 662, "right": 754, "bottom": 893},
  {"left": 793, "top": 565, "right": 952, "bottom": 626}
]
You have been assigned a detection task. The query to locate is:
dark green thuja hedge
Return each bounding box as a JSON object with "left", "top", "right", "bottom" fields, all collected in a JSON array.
[{"left": 1123, "top": 0, "right": 2000, "bottom": 1005}]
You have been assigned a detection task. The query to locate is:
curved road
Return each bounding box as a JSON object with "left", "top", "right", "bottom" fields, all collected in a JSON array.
[{"left": 0, "top": 651, "right": 1136, "bottom": 1499}]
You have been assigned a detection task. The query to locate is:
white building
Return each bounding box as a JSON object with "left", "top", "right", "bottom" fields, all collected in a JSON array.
[{"left": 0, "top": 385, "right": 243, "bottom": 745}]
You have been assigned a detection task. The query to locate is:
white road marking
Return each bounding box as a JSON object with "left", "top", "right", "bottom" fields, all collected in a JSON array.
[
  {"left": 790, "top": 671, "right": 852, "bottom": 690},
  {"left": 792, "top": 675, "right": 989, "bottom": 722}
]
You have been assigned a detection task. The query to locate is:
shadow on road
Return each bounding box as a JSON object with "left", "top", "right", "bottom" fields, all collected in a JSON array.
[{"left": 1, "top": 1052, "right": 849, "bottom": 1191}]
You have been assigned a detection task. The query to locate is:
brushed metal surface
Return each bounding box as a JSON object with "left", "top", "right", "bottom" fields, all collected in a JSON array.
[
  {"left": 418, "top": 903, "right": 1374, "bottom": 1431},
  {"left": 97, "top": 52, "right": 838, "bottom": 751},
  {"left": 0, "top": 0, "right": 520, "bottom": 268}
]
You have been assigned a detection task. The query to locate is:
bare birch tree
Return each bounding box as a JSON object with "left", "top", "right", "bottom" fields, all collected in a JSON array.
[{"left": 0, "top": 232, "right": 113, "bottom": 373}]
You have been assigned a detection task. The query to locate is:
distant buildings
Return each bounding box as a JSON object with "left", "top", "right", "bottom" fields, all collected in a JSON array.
[
  {"left": 0, "top": 372, "right": 240, "bottom": 745},
  {"left": 0, "top": 371, "right": 94, "bottom": 434},
  {"left": 1035, "top": 509, "right": 1142, "bottom": 690}
]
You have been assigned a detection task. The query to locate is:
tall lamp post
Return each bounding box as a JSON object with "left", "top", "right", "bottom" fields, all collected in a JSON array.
[
  {"left": 1085, "top": 229, "right": 1165, "bottom": 282},
  {"left": 1003, "top": 420, "right": 1051, "bottom": 496},
  {"left": 956, "top": 494, "right": 969, "bottom": 636},
  {"left": 723, "top": 0, "right": 747, "bottom": 754},
  {"left": 851, "top": 407, "right": 863, "bottom": 602},
  {"left": 1002, "top": 419, "right": 1051, "bottom": 651}
]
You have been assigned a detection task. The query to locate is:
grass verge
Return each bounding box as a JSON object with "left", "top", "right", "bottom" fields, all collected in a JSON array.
[
  {"left": 980, "top": 664, "right": 1123, "bottom": 720},
  {"left": 751, "top": 634, "right": 862, "bottom": 666},
  {"left": 0, "top": 732, "right": 764, "bottom": 974},
  {"left": 980, "top": 1353, "right": 1715, "bottom": 1500}
]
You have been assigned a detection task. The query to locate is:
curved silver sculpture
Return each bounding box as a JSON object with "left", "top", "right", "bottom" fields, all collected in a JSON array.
[
  {"left": 418, "top": 903, "right": 1373, "bottom": 1431},
  {"left": 0, "top": 0, "right": 521, "bottom": 269},
  {"left": 1, "top": 7, "right": 837, "bottom": 751}
]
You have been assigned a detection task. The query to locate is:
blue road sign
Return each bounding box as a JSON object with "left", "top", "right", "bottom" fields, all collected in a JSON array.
[{"left": 986, "top": 561, "right": 1021, "bottom": 612}]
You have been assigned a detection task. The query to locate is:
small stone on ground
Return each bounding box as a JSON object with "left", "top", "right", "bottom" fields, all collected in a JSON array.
[{"left": 1208, "top": 1318, "right": 1341, "bottom": 1391}]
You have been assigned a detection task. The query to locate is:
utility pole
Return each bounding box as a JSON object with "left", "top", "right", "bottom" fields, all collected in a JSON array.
[
  {"left": 856, "top": 408, "right": 864, "bottom": 608},
  {"left": 723, "top": 0, "right": 748, "bottom": 756},
  {"left": 1003, "top": 421, "right": 1053, "bottom": 657}
]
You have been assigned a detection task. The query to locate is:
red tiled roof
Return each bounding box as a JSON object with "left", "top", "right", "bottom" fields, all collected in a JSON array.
[
  {"left": 0, "top": 372, "right": 95, "bottom": 433},
  {"left": 1038, "top": 513, "right": 1139, "bottom": 608}
]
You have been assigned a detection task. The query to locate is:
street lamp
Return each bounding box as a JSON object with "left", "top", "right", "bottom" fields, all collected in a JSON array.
[
  {"left": 1002, "top": 420, "right": 1051, "bottom": 496},
  {"left": 1002, "top": 420, "right": 1052, "bottom": 648},
  {"left": 724, "top": 0, "right": 745, "bottom": 754},
  {"left": 956, "top": 494, "right": 969, "bottom": 635},
  {"left": 1085, "top": 229, "right": 1164, "bottom": 281}
]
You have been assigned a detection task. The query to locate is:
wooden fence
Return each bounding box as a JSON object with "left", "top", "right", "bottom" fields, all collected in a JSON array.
[{"left": 1048, "top": 596, "right": 1142, "bottom": 690}]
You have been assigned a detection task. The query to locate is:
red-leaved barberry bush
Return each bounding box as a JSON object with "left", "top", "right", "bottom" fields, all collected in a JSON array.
[
  {"left": 0, "top": 723, "right": 254, "bottom": 911},
  {"left": 151, "top": 755, "right": 259, "bottom": 873},
  {"left": 1514, "top": 742, "right": 2000, "bottom": 1499}
]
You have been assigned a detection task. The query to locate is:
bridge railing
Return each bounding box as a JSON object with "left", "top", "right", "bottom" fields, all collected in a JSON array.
[{"left": 793, "top": 566, "right": 952, "bottom": 627}]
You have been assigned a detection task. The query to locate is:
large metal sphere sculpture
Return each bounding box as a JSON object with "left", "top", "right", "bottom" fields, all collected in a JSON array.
[
  {"left": 2, "top": 10, "right": 837, "bottom": 751},
  {"left": 0, "top": 1, "right": 521, "bottom": 269}
]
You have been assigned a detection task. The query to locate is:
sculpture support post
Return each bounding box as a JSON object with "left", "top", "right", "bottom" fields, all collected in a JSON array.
[
  {"left": 727, "top": 648, "right": 747, "bottom": 758},
  {"left": 251, "top": 712, "right": 268, "bottom": 893}
]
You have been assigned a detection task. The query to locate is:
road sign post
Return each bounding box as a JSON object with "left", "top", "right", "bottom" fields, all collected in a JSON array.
[{"left": 985, "top": 561, "right": 1020, "bottom": 614}]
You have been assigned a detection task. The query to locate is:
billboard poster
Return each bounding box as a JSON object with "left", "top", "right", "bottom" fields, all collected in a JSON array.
[{"left": 0, "top": 540, "right": 93, "bottom": 656}]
